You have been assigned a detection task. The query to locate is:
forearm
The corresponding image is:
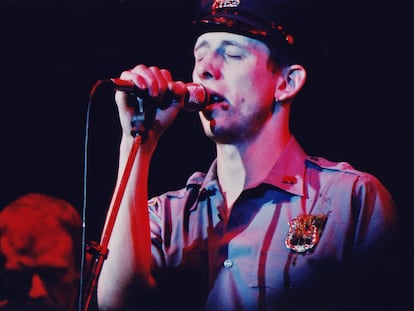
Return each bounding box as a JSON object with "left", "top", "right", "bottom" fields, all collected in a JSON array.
[
  {"left": 97, "top": 135, "right": 156, "bottom": 310},
  {"left": 96, "top": 64, "right": 184, "bottom": 309}
]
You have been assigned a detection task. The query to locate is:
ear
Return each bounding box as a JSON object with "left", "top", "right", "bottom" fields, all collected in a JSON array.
[{"left": 274, "top": 64, "right": 306, "bottom": 102}]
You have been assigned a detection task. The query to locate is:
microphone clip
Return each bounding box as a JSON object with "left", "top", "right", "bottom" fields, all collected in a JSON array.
[
  {"left": 104, "top": 78, "right": 157, "bottom": 140},
  {"left": 130, "top": 95, "right": 157, "bottom": 140}
]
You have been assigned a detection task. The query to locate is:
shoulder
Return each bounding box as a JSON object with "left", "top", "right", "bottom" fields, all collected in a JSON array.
[
  {"left": 306, "top": 155, "right": 361, "bottom": 175},
  {"left": 148, "top": 171, "right": 207, "bottom": 207},
  {"left": 305, "top": 155, "right": 395, "bottom": 202},
  {"left": 305, "top": 155, "right": 385, "bottom": 184},
  {"left": 306, "top": 155, "right": 398, "bottom": 245}
]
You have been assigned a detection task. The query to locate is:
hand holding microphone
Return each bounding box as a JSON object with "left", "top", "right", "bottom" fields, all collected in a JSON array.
[
  {"left": 106, "top": 65, "right": 209, "bottom": 139},
  {"left": 107, "top": 78, "right": 209, "bottom": 112}
]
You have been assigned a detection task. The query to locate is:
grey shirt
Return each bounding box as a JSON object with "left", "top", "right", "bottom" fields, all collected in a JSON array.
[{"left": 146, "top": 137, "right": 398, "bottom": 310}]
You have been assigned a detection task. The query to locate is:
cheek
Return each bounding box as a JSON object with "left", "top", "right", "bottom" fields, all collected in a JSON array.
[
  {"left": 191, "top": 67, "right": 197, "bottom": 82},
  {"left": 235, "top": 73, "right": 275, "bottom": 108},
  {"left": 257, "top": 77, "right": 278, "bottom": 111},
  {"left": 235, "top": 78, "right": 276, "bottom": 122}
]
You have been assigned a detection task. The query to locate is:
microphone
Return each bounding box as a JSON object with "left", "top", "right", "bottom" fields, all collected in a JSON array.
[{"left": 106, "top": 78, "right": 209, "bottom": 112}]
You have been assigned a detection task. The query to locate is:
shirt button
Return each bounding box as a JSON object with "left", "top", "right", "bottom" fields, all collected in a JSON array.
[{"left": 223, "top": 259, "right": 233, "bottom": 269}]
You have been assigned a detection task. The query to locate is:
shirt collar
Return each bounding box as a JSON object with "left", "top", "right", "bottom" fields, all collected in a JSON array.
[
  {"left": 199, "top": 136, "right": 307, "bottom": 197},
  {"left": 262, "top": 136, "right": 307, "bottom": 196}
]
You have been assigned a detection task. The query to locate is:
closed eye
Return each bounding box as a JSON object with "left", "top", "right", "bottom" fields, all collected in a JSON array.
[{"left": 223, "top": 45, "right": 245, "bottom": 59}]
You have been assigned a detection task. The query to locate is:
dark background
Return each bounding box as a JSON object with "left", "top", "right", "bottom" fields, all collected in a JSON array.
[{"left": 0, "top": 0, "right": 413, "bottom": 298}]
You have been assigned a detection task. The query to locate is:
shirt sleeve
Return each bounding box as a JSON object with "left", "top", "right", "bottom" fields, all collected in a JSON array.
[
  {"left": 351, "top": 172, "right": 398, "bottom": 260},
  {"left": 347, "top": 172, "right": 400, "bottom": 310}
]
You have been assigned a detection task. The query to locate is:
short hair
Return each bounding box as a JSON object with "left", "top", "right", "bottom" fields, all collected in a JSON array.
[{"left": 0, "top": 193, "right": 82, "bottom": 265}]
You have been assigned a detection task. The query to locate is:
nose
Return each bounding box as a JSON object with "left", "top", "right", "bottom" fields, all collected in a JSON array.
[
  {"left": 28, "top": 273, "right": 48, "bottom": 299},
  {"left": 193, "top": 52, "right": 221, "bottom": 81}
]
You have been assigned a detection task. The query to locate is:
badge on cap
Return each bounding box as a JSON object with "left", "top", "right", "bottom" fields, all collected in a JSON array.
[
  {"left": 212, "top": 0, "right": 240, "bottom": 10},
  {"left": 285, "top": 214, "right": 328, "bottom": 253}
]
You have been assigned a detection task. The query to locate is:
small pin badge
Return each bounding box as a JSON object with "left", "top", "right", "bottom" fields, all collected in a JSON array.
[
  {"left": 281, "top": 175, "right": 298, "bottom": 185},
  {"left": 285, "top": 214, "right": 328, "bottom": 253}
]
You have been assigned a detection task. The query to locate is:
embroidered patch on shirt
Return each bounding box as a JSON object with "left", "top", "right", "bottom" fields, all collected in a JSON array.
[{"left": 285, "top": 214, "right": 328, "bottom": 253}]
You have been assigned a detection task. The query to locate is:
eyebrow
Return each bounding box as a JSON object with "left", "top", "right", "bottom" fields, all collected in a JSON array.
[{"left": 194, "top": 40, "right": 209, "bottom": 52}]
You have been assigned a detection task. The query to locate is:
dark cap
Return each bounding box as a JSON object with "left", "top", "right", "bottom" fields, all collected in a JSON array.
[{"left": 193, "top": 0, "right": 296, "bottom": 47}]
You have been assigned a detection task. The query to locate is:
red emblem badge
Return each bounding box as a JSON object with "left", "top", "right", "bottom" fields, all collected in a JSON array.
[{"left": 285, "top": 214, "right": 328, "bottom": 253}]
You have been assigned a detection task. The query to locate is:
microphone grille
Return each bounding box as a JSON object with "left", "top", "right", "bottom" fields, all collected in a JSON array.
[{"left": 184, "top": 83, "right": 209, "bottom": 112}]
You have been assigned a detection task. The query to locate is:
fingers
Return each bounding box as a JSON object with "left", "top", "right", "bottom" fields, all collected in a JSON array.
[
  {"left": 168, "top": 81, "right": 186, "bottom": 107},
  {"left": 113, "top": 64, "right": 186, "bottom": 141},
  {"left": 119, "top": 65, "right": 172, "bottom": 99}
]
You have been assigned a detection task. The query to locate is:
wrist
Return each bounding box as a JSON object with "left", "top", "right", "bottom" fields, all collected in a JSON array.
[{"left": 120, "top": 134, "right": 157, "bottom": 159}]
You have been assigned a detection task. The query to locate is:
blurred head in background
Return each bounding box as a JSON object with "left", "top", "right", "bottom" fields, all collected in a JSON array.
[{"left": 0, "top": 193, "right": 81, "bottom": 311}]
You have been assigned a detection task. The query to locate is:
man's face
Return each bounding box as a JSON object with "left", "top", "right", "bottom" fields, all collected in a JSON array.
[
  {"left": 192, "top": 31, "right": 280, "bottom": 144},
  {"left": 0, "top": 224, "right": 79, "bottom": 311}
]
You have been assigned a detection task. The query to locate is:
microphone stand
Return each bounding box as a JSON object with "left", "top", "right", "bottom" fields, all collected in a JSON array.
[
  {"left": 82, "top": 92, "right": 155, "bottom": 311},
  {"left": 82, "top": 134, "right": 142, "bottom": 311}
]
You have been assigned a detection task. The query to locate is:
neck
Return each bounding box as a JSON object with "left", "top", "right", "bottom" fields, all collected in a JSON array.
[{"left": 216, "top": 114, "right": 292, "bottom": 210}]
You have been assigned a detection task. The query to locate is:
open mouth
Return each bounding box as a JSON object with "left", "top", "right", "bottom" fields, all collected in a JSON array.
[
  {"left": 202, "top": 92, "right": 229, "bottom": 119},
  {"left": 209, "top": 93, "right": 226, "bottom": 105}
]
